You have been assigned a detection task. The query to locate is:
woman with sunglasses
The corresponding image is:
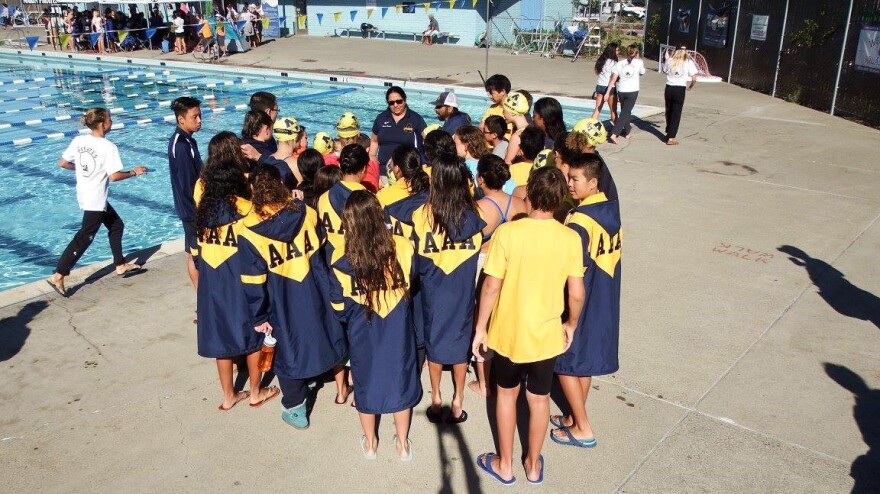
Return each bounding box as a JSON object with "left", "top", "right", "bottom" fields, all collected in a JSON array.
[{"left": 369, "top": 86, "right": 427, "bottom": 185}]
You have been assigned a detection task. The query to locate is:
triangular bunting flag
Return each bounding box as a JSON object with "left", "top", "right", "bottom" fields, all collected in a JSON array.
[
  {"left": 59, "top": 33, "right": 71, "bottom": 49},
  {"left": 333, "top": 12, "right": 341, "bottom": 23},
  {"left": 90, "top": 32, "right": 101, "bottom": 47},
  {"left": 316, "top": 12, "right": 323, "bottom": 25},
  {"left": 236, "top": 20, "right": 246, "bottom": 31},
  {"left": 382, "top": 6, "right": 389, "bottom": 17},
  {"left": 118, "top": 30, "right": 129, "bottom": 43},
  {"left": 423, "top": 3, "right": 430, "bottom": 13},
  {"left": 448, "top": 0, "right": 455, "bottom": 8},
  {"left": 471, "top": 0, "right": 477, "bottom": 7},
  {"left": 457, "top": 0, "right": 465, "bottom": 7},
  {"left": 26, "top": 35, "right": 39, "bottom": 51},
  {"left": 433, "top": 1, "right": 440, "bottom": 10},
  {"left": 261, "top": 17, "right": 269, "bottom": 29},
  {"left": 395, "top": 5, "right": 401, "bottom": 14},
  {"left": 297, "top": 14, "right": 307, "bottom": 29},
  {"left": 367, "top": 9, "right": 373, "bottom": 18},
  {"left": 145, "top": 28, "right": 157, "bottom": 38},
  {"left": 279, "top": 16, "right": 286, "bottom": 24},
  {"left": 350, "top": 10, "right": 357, "bottom": 22}
]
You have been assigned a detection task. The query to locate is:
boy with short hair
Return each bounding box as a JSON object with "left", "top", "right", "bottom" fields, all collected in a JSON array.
[
  {"left": 480, "top": 74, "right": 512, "bottom": 138},
  {"left": 510, "top": 125, "right": 544, "bottom": 187},
  {"left": 472, "top": 167, "right": 585, "bottom": 486},
  {"left": 551, "top": 153, "right": 621, "bottom": 448},
  {"left": 484, "top": 115, "right": 508, "bottom": 158},
  {"left": 168, "top": 96, "right": 203, "bottom": 289}
]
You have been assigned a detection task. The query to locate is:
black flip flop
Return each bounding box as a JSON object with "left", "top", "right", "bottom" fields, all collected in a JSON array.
[
  {"left": 46, "top": 279, "right": 67, "bottom": 297},
  {"left": 446, "top": 409, "right": 468, "bottom": 424},
  {"left": 426, "top": 406, "right": 443, "bottom": 424}
]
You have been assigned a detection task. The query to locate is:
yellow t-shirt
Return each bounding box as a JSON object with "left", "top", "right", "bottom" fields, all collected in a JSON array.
[
  {"left": 199, "top": 21, "right": 212, "bottom": 39},
  {"left": 483, "top": 217, "right": 584, "bottom": 363},
  {"left": 509, "top": 161, "right": 532, "bottom": 187},
  {"left": 376, "top": 178, "right": 410, "bottom": 207}
]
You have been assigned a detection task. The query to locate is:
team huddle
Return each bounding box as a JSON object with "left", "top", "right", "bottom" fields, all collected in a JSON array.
[{"left": 47, "top": 74, "right": 621, "bottom": 486}]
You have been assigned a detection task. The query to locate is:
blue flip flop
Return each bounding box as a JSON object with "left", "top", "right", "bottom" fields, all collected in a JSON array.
[
  {"left": 476, "top": 453, "right": 516, "bottom": 486},
  {"left": 550, "top": 415, "right": 567, "bottom": 428},
  {"left": 524, "top": 454, "right": 544, "bottom": 485},
  {"left": 550, "top": 426, "right": 597, "bottom": 448}
]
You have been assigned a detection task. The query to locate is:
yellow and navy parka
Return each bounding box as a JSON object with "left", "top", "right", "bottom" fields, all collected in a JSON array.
[
  {"left": 410, "top": 205, "right": 485, "bottom": 365},
  {"left": 555, "top": 192, "right": 622, "bottom": 376},
  {"left": 384, "top": 190, "right": 429, "bottom": 348},
  {"left": 316, "top": 180, "right": 366, "bottom": 266},
  {"left": 328, "top": 235, "right": 422, "bottom": 415},
  {"left": 195, "top": 197, "right": 264, "bottom": 359},
  {"left": 237, "top": 202, "right": 347, "bottom": 380}
]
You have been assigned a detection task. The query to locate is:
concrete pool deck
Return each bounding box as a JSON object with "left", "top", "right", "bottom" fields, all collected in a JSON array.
[{"left": 1, "top": 36, "right": 879, "bottom": 493}]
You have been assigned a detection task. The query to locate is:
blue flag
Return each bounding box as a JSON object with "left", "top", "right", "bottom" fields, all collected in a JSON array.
[
  {"left": 26, "top": 36, "right": 39, "bottom": 51},
  {"left": 316, "top": 13, "right": 323, "bottom": 25},
  {"left": 90, "top": 33, "right": 101, "bottom": 47}
]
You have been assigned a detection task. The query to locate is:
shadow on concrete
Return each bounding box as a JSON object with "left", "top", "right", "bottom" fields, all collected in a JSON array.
[
  {"left": 434, "top": 413, "right": 482, "bottom": 494},
  {"left": 823, "top": 363, "right": 880, "bottom": 494},
  {"left": 631, "top": 117, "right": 667, "bottom": 142},
  {"left": 0, "top": 300, "right": 48, "bottom": 362},
  {"left": 66, "top": 245, "right": 162, "bottom": 297},
  {"left": 778, "top": 245, "right": 879, "bottom": 330}
]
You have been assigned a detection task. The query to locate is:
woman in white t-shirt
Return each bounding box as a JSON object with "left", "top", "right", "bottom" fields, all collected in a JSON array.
[
  {"left": 91, "top": 9, "right": 105, "bottom": 54},
  {"left": 663, "top": 47, "right": 698, "bottom": 145},
  {"left": 173, "top": 11, "right": 186, "bottom": 54},
  {"left": 46, "top": 108, "right": 148, "bottom": 297},
  {"left": 605, "top": 44, "right": 645, "bottom": 144},
  {"left": 590, "top": 43, "right": 619, "bottom": 123}
]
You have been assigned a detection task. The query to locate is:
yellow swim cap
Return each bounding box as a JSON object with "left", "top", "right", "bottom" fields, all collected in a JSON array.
[
  {"left": 572, "top": 117, "right": 607, "bottom": 146},
  {"left": 313, "top": 131, "right": 334, "bottom": 155},
  {"left": 503, "top": 91, "right": 530, "bottom": 116},
  {"left": 532, "top": 149, "right": 554, "bottom": 170},
  {"left": 273, "top": 116, "right": 302, "bottom": 143},
  {"left": 336, "top": 112, "right": 360, "bottom": 139},
  {"left": 422, "top": 123, "right": 441, "bottom": 137}
]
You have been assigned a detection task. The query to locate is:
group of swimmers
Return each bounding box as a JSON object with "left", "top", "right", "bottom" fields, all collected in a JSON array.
[{"left": 47, "top": 73, "right": 621, "bottom": 486}]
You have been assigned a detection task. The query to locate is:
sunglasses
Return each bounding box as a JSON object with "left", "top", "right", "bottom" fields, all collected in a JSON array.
[{"left": 387, "top": 99, "right": 405, "bottom": 106}]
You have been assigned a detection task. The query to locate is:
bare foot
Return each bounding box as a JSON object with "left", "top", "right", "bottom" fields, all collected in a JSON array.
[
  {"left": 468, "top": 380, "right": 490, "bottom": 398},
  {"left": 218, "top": 390, "right": 249, "bottom": 411}
]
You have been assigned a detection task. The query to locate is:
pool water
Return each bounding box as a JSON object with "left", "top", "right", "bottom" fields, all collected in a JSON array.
[{"left": 0, "top": 53, "right": 603, "bottom": 291}]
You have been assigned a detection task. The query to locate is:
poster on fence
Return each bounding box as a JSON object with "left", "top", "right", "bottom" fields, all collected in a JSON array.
[
  {"left": 702, "top": 4, "right": 733, "bottom": 48},
  {"left": 855, "top": 25, "right": 880, "bottom": 74},
  {"left": 677, "top": 9, "right": 691, "bottom": 34},
  {"left": 261, "top": 0, "right": 281, "bottom": 38},
  {"left": 750, "top": 15, "right": 768, "bottom": 41}
]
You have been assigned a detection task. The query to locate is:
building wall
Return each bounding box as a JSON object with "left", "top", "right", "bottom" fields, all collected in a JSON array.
[{"left": 301, "top": 0, "right": 575, "bottom": 47}]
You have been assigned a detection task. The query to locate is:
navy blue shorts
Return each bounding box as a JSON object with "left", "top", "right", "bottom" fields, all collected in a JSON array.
[{"left": 594, "top": 85, "right": 616, "bottom": 98}]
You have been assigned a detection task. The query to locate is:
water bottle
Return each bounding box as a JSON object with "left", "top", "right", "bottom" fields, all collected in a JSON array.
[{"left": 257, "top": 332, "right": 276, "bottom": 372}]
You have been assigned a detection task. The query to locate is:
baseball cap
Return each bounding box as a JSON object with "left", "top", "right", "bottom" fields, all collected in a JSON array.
[
  {"left": 313, "top": 131, "right": 334, "bottom": 155},
  {"left": 431, "top": 91, "right": 458, "bottom": 108},
  {"left": 422, "top": 123, "right": 441, "bottom": 137},
  {"left": 503, "top": 91, "right": 530, "bottom": 116},
  {"left": 336, "top": 112, "right": 360, "bottom": 139},
  {"left": 273, "top": 116, "right": 302, "bottom": 142},
  {"left": 572, "top": 117, "right": 607, "bottom": 146}
]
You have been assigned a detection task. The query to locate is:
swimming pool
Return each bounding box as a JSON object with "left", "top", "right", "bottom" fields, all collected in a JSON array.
[{"left": 0, "top": 50, "right": 611, "bottom": 291}]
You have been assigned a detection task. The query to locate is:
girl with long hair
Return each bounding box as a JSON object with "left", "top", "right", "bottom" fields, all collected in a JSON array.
[
  {"left": 532, "top": 97, "right": 566, "bottom": 149},
  {"left": 238, "top": 165, "right": 347, "bottom": 428},
  {"left": 606, "top": 44, "right": 645, "bottom": 144},
  {"left": 663, "top": 46, "right": 699, "bottom": 145},
  {"left": 194, "top": 159, "right": 279, "bottom": 411},
  {"left": 378, "top": 144, "right": 430, "bottom": 208},
  {"left": 295, "top": 148, "right": 324, "bottom": 209},
  {"left": 590, "top": 43, "right": 620, "bottom": 123},
  {"left": 194, "top": 131, "right": 253, "bottom": 204},
  {"left": 316, "top": 144, "right": 369, "bottom": 266},
  {"left": 331, "top": 190, "right": 420, "bottom": 460},
  {"left": 412, "top": 154, "right": 485, "bottom": 424}
]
